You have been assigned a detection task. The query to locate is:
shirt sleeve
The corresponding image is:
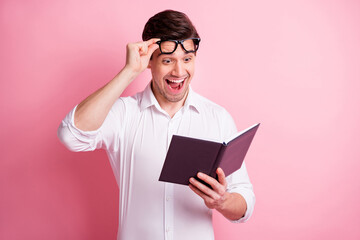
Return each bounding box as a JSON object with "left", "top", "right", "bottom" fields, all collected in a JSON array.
[
  {"left": 57, "top": 99, "right": 126, "bottom": 152},
  {"left": 226, "top": 162, "right": 255, "bottom": 223},
  {"left": 220, "top": 109, "right": 256, "bottom": 223}
]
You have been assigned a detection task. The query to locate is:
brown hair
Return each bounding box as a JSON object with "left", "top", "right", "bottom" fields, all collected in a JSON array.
[{"left": 142, "top": 10, "right": 200, "bottom": 41}]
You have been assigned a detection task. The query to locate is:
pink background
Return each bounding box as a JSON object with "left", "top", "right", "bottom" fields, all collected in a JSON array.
[{"left": 1, "top": 0, "right": 360, "bottom": 239}]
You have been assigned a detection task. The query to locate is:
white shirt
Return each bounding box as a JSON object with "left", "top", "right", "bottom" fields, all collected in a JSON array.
[{"left": 58, "top": 84, "right": 255, "bottom": 240}]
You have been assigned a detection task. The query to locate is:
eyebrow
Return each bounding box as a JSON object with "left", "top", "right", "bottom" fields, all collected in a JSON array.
[{"left": 157, "top": 52, "right": 195, "bottom": 58}]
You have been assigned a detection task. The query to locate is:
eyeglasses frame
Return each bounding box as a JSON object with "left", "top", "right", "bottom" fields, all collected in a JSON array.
[{"left": 156, "top": 38, "right": 201, "bottom": 54}]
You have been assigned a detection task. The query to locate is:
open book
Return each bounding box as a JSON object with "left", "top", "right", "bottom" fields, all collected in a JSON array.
[{"left": 159, "top": 123, "right": 260, "bottom": 186}]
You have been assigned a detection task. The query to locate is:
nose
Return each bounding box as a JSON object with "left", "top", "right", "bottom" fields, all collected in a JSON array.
[{"left": 171, "top": 61, "right": 186, "bottom": 77}]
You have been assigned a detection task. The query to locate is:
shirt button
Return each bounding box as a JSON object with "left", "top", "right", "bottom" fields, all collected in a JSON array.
[
  {"left": 166, "top": 196, "right": 170, "bottom": 201},
  {"left": 166, "top": 227, "right": 170, "bottom": 232}
]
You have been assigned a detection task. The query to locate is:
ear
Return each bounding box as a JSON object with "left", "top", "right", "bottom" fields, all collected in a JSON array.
[{"left": 147, "top": 60, "right": 152, "bottom": 69}]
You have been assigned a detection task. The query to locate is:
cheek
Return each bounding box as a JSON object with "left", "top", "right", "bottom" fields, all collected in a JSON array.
[
  {"left": 156, "top": 65, "right": 171, "bottom": 76},
  {"left": 187, "top": 63, "right": 195, "bottom": 75},
  {"left": 151, "top": 66, "right": 167, "bottom": 82}
]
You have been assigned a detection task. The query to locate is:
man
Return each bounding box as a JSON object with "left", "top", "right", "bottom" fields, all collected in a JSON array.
[{"left": 58, "top": 10, "right": 255, "bottom": 240}]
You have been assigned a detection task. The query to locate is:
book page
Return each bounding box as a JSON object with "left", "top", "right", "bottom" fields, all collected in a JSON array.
[{"left": 225, "top": 123, "right": 260, "bottom": 144}]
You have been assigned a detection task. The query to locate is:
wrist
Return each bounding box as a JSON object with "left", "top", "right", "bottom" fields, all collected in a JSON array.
[
  {"left": 217, "top": 192, "right": 247, "bottom": 221},
  {"left": 118, "top": 65, "right": 139, "bottom": 83},
  {"left": 216, "top": 192, "right": 232, "bottom": 212}
]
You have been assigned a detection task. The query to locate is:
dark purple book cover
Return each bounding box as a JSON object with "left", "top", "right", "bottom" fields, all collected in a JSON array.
[{"left": 159, "top": 123, "right": 260, "bottom": 186}]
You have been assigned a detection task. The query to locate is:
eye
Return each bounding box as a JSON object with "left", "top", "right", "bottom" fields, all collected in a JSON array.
[
  {"left": 184, "top": 57, "right": 192, "bottom": 62},
  {"left": 162, "top": 59, "right": 172, "bottom": 64}
]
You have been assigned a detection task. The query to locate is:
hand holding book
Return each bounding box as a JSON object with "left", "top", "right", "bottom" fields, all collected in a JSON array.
[
  {"left": 189, "top": 168, "right": 228, "bottom": 208},
  {"left": 159, "top": 123, "right": 260, "bottom": 185},
  {"left": 189, "top": 167, "right": 248, "bottom": 220}
]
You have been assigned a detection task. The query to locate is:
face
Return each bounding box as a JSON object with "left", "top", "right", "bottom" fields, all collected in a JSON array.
[{"left": 149, "top": 39, "right": 196, "bottom": 106}]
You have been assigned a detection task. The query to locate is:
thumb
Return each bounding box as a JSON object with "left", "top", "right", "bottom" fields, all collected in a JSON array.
[
  {"left": 144, "top": 38, "right": 160, "bottom": 57},
  {"left": 216, "top": 168, "right": 227, "bottom": 186},
  {"left": 146, "top": 43, "right": 159, "bottom": 57}
]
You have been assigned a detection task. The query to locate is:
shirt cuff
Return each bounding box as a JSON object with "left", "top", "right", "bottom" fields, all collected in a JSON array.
[
  {"left": 227, "top": 189, "right": 255, "bottom": 223},
  {"left": 57, "top": 105, "right": 103, "bottom": 151}
]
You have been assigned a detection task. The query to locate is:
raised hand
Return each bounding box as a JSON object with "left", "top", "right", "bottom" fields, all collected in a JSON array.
[
  {"left": 125, "top": 38, "right": 160, "bottom": 75},
  {"left": 73, "top": 38, "right": 159, "bottom": 131}
]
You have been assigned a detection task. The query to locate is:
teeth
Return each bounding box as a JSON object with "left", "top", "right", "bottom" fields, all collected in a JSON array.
[{"left": 167, "top": 78, "right": 185, "bottom": 83}]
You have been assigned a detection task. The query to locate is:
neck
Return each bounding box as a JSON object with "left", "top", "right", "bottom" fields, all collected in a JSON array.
[
  {"left": 151, "top": 83, "right": 188, "bottom": 118},
  {"left": 159, "top": 99, "right": 186, "bottom": 118}
]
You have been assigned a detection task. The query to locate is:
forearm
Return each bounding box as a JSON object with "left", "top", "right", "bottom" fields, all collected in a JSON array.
[
  {"left": 74, "top": 66, "right": 137, "bottom": 131},
  {"left": 216, "top": 192, "right": 247, "bottom": 221},
  {"left": 73, "top": 39, "right": 159, "bottom": 131}
]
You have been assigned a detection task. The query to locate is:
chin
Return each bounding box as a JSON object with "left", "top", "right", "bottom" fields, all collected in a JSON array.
[{"left": 164, "top": 86, "right": 189, "bottom": 103}]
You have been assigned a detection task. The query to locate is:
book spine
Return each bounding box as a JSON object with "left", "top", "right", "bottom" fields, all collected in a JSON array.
[{"left": 211, "top": 143, "right": 227, "bottom": 179}]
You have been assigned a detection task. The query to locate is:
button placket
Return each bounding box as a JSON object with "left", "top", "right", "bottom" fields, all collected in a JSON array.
[
  {"left": 164, "top": 118, "right": 177, "bottom": 240},
  {"left": 164, "top": 183, "right": 174, "bottom": 240}
]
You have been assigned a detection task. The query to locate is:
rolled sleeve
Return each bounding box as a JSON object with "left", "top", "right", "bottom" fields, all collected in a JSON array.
[
  {"left": 226, "top": 162, "right": 255, "bottom": 223},
  {"left": 220, "top": 111, "right": 256, "bottom": 223},
  {"left": 57, "top": 105, "right": 104, "bottom": 152},
  {"left": 57, "top": 99, "right": 126, "bottom": 152}
]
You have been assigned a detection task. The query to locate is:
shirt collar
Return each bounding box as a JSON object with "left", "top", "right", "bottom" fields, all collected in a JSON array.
[{"left": 140, "top": 83, "right": 201, "bottom": 114}]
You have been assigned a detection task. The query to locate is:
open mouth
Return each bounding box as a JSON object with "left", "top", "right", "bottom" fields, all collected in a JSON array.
[{"left": 166, "top": 78, "right": 186, "bottom": 91}]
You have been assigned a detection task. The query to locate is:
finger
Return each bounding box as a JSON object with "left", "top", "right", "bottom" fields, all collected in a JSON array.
[
  {"left": 146, "top": 38, "right": 160, "bottom": 55},
  {"left": 189, "top": 183, "right": 212, "bottom": 202},
  {"left": 147, "top": 42, "right": 159, "bottom": 56},
  {"left": 190, "top": 176, "right": 217, "bottom": 199},
  {"left": 139, "top": 39, "right": 160, "bottom": 57},
  {"left": 145, "top": 38, "right": 161, "bottom": 45},
  {"left": 138, "top": 42, "right": 148, "bottom": 55},
  {"left": 216, "top": 168, "right": 227, "bottom": 186},
  {"left": 197, "top": 172, "right": 222, "bottom": 192},
  {"left": 198, "top": 172, "right": 227, "bottom": 196}
]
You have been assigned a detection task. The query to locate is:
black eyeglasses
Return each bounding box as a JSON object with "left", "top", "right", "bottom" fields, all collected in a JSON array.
[{"left": 156, "top": 38, "right": 201, "bottom": 54}]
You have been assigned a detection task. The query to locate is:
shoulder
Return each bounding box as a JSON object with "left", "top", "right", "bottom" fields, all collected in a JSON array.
[
  {"left": 193, "top": 91, "right": 234, "bottom": 120},
  {"left": 191, "top": 90, "right": 237, "bottom": 134},
  {"left": 114, "top": 91, "right": 143, "bottom": 110},
  {"left": 105, "top": 92, "right": 143, "bottom": 123}
]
